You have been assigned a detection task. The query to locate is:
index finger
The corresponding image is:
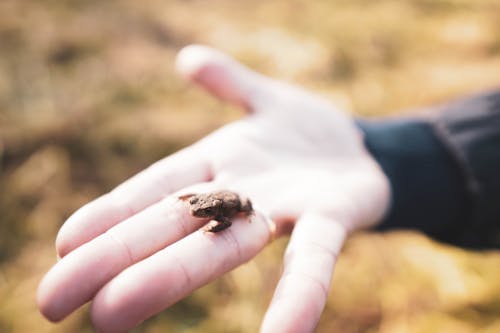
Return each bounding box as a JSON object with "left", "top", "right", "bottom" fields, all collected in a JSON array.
[
  {"left": 90, "top": 210, "right": 274, "bottom": 333},
  {"left": 56, "top": 145, "right": 212, "bottom": 257}
]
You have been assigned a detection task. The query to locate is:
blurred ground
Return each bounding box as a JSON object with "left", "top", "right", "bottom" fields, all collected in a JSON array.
[{"left": 1, "top": 0, "right": 500, "bottom": 332}]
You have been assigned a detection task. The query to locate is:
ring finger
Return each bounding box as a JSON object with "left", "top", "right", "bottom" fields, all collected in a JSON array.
[{"left": 37, "top": 182, "right": 216, "bottom": 322}]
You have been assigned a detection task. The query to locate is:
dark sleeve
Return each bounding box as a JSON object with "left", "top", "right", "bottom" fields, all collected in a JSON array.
[{"left": 357, "top": 90, "right": 500, "bottom": 249}]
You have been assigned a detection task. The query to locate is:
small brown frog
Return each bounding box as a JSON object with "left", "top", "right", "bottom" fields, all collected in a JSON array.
[{"left": 179, "top": 191, "right": 253, "bottom": 232}]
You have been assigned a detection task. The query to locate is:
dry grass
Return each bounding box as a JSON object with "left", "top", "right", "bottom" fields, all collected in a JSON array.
[{"left": 1, "top": 0, "right": 500, "bottom": 332}]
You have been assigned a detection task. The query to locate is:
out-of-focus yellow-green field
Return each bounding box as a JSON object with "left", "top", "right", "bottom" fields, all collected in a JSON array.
[{"left": 1, "top": 0, "right": 500, "bottom": 332}]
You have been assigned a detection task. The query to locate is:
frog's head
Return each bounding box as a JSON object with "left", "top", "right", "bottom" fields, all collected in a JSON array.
[{"left": 189, "top": 197, "right": 223, "bottom": 217}]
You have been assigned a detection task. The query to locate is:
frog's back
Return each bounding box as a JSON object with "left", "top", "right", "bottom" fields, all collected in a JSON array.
[{"left": 213, "top": 191, "right": 241, "bottom": 210}]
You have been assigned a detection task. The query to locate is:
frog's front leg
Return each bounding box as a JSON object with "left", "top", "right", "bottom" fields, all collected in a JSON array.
[{"left": 204, "top": 216, "right": 232, "bottom": 233}]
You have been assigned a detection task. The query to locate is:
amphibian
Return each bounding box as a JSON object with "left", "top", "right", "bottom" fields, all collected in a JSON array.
[{"left": 179, "top": 191, "right": 253, "bottom": 232}]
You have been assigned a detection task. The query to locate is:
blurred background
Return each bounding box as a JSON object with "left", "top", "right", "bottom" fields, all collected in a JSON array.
[{"left": 1, "top": 0, "right": 500, "bottom": 332}]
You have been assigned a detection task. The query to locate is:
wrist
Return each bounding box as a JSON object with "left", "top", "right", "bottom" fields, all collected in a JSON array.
[{"left": 356, "top": 117, "right": 468, "bottom": 242}]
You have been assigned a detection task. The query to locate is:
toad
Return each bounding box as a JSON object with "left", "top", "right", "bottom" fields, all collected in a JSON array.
[{"left": 179, "top": 191, "right": 253, "bottom": 232}]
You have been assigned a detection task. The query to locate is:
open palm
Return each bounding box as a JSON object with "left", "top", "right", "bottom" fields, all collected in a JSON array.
[{"left": 37, "top": 45, "right": 390, "bottom": 333}]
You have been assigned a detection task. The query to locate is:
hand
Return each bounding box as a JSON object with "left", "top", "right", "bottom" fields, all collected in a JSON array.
[{"left": 37, "top": 45, "right": 390, "bottom": 333}]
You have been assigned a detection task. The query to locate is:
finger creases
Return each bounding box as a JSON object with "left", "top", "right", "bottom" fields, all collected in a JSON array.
[
  {"left": 38, "top": 198, "right": 272, "bottom": 331},
  {"left": 261, "top": 213, "right": 346, "bottom": 333},
  {"left": 89, "top": 211, "right": 271, "bottom": 333},
  {"left": 38, "top": 194, "right": 208, "bottom": 322},
  {"left": 55, "top": 146, "right": 212, "bottom": 258}
]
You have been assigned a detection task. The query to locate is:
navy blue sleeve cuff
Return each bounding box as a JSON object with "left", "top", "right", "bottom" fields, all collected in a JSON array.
[
  {"left": 357, "top": 91, "right": 500, "bottom": 249},
  {"left": 356, "top": 117, "right": 473, "bottom": 247}
]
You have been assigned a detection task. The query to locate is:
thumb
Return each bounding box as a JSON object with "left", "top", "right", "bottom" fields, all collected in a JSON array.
[{"left": 175, "top": 45, "right": 274, "bottom": 112}]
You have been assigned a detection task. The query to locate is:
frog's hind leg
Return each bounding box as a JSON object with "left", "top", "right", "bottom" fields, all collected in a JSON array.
[
  {"left": 178, "top": 193, "right": 196, "bottom": 201},
  {"left": 204, "top": 216, "right": 232, "bottom": 233}
]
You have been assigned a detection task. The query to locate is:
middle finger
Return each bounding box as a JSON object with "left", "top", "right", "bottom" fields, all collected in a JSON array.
[{"left": 37, "top": 185, "right": 214, "bottom": 322}]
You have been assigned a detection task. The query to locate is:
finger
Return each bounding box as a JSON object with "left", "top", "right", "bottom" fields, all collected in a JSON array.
[
  {"left": 56, "top": 146, "right": 212, "bottom": 258},
  {"left": 176, "top": 44, "right": 277, "bottom": 112},
  {"left": 260, "top": 213, "right": 346, "bottom": 333},
  {"left": 37, "top": 183, "right": 216, "bottom": 322},
  {"left": 89, "top": 210, "right": 274, "bottom": 333}
]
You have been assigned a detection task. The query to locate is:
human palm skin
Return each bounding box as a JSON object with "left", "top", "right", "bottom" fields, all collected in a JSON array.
[{"left": 37, "top": 45, "right": 390, "bottom": 333}]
